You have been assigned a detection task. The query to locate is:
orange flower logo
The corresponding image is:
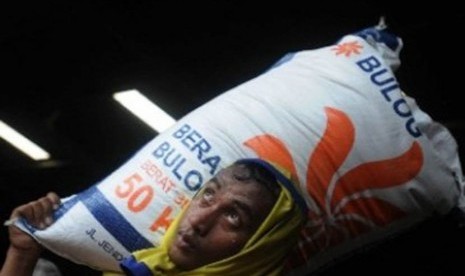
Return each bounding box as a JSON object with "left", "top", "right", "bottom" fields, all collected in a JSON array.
[
  {"left": 331, "top": 41, "right": 363, "bottom": 57},
  {"left": 244, "top": 107, "right": 423, "bottom": 266}
]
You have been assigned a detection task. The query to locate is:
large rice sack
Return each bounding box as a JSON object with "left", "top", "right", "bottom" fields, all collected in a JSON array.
[{"left": 14, "top": 25, "right": 464, "bottom": 275}]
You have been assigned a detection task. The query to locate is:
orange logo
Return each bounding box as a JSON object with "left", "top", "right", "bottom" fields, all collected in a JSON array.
[
  {"left": 244, "top": 107, "right": 423, "bottom": 266},
  {"left": 331, "top": 41, "right": 363, "bottom": 57}
]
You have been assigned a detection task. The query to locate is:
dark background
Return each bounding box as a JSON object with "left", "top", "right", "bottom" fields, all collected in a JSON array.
[{"left": 1, "top": 1, "right": 464, "bottom": 275}]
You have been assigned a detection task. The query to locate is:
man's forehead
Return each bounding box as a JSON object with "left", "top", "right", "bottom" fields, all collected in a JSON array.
[
  {"left": 214, "top": 164, "right": 253, "bottom": 184},
  {"left": 215, "top": 164, "right": 238, "bottom": 179},
  {"left": 211, "top": 165, "right": 262, "bottom": 194},
  {"left": 208, "top": 167, "right": 233, "bottom": 188}
]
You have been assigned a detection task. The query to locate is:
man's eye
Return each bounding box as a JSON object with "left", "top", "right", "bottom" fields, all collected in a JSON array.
[
  {"left": 202, "top": 188, "right": 215, "bottom": 203},
  {"left": 225, "top": 210, "right": 241, "bottom": 228}
]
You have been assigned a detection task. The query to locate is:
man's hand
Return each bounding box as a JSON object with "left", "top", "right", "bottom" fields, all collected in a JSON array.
[
  {"left": 0, "top": 192, "right": 60, "bottom": 276},
  {"left": 7, "top": 192, "right": 60, "bottom": 254}
]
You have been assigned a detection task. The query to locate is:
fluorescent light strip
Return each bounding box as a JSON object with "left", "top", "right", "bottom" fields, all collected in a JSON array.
[
  {"left": 0, "top": 120, "right": 50, "bottom": 161},
  {"left": 113, "top": 89, "right": 176, "bottom": 133}
]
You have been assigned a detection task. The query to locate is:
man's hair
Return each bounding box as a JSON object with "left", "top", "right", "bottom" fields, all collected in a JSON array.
[{"left": 231, "top": 160, "right": 282, "bottom": 199}]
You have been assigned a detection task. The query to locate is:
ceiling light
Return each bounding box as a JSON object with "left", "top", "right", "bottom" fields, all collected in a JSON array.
[
  {"left": 0, "top": 120, "right": 50, "bottom": 161},
  {"left": 113, "top": 89, "right": 176, "bottom": 133}
]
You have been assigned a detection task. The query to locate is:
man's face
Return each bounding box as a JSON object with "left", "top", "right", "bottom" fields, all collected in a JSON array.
[{"left": 168, "top": 164, "right": 277, "bottom": 270}]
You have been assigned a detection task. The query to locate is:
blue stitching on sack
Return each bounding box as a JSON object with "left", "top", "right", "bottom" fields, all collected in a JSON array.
[{"left": 77, "top": 186, "right": 153, "bottom": 252}]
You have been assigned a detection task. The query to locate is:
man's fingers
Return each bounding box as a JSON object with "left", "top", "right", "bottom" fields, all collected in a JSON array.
[
  {"left": 34, "top": 198, "right": 51, "bottom": 228},
  {"left": 10, "top": 203, "right": 34, "bottom": 221},
  {"left": 46, "top": 192, "right": 61, "bottom": 210},
  {"left": 9, "top": 192, "right": 61, "bottom": 229}
]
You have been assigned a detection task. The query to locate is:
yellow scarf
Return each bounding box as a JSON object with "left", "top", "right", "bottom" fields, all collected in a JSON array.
[{"left": 104, "top": 159, "right": 306, "bottom": 276}]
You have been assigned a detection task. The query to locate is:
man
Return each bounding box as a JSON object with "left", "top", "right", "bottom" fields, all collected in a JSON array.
[{"left": 1, "top": 159, "right": 307, "bottom": 276}]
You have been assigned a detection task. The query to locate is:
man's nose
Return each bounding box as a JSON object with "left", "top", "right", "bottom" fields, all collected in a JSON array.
[{"left": 188, "top": 206, "right": 217, "bottom": 236}]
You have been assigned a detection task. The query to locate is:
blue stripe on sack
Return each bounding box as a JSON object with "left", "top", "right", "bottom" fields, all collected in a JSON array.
[
  {"left": 120, "top": 256, "right": 153, "bottom": 276},
  {"left": 354, "top": 27, "right": 400, "bottom": 52},
  {"left": 78, "top": 186, "right": 153, "bottom": 252},
  {"left": 20, "top": 186, "right": 153, "bottom": 253},
  {"left": 20, "top": 193, "right": 81, "bottom": 234},
  {"left": 54, "top": 195, "right": 80, "bottom": 219}
]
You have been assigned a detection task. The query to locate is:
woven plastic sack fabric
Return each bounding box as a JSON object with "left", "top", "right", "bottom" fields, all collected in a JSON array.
[{"left": 14, "top": 26, "right": 464, "bottom": 274}]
